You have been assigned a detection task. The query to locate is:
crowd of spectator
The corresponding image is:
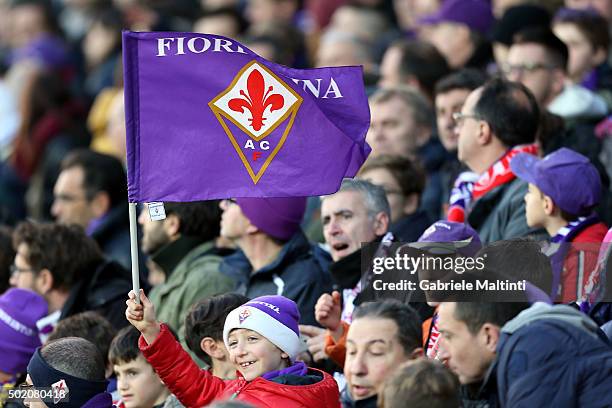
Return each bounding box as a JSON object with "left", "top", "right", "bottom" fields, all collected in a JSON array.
[{"left": 1, "top": 0, "right": 612, "bottom": 407}]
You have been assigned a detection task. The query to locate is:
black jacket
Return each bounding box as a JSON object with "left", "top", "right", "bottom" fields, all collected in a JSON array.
[
  {"left": 460, "top": 368, "right": 499, "bottom": 408},
  {"left": 90, "top": 204, "right": 132, "bottom": 270},
  {"left": 60, "top": 260, "right": 132, "bottom": 329},
  {"left": 220, "top": 230, "right": 332, "bottom": 326},
  {"left": 418, "top": 137, "right": 454, "bottom": 220},
  {"left": 389, "top": 209, "right": 433, "bottom": 243},
  {"left": 90, "top": 204, "right": 148, "bottom": 280}
]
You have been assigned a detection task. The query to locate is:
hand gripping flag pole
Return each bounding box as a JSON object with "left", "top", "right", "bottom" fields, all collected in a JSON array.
[{"left": 129, "top": 202, "right": 140, "bottom": 304}]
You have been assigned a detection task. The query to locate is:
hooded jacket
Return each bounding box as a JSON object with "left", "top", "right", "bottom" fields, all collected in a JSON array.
[
  {"left": 495, "top": 303, "right": 612, "bottom": 407},
  {"left": 140, "top": 324, "right": 341, "bottom": 408}
]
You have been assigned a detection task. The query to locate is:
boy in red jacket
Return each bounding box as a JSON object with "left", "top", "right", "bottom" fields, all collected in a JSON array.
[
  {"left": 511, "top": 147, "right": 608, "bottom": 302},
  {"left": 126, "top": 291, "right": 340, "bottom": 408}
]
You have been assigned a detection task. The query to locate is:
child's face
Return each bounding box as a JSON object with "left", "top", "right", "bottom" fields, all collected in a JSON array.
[
  {"left": 553, "top": 22, "right": 603, "bottom": 83},
  {"left": 114, "top": 356, "right": 170, "bottom": 408},
  {"left": 524, "top": 183, "right": 547, "bottom": 228},
  {"left": 227, "top": 328, "right": 288, "bottom": 381}
]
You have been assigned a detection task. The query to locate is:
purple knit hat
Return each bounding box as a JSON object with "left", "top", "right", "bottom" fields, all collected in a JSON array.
[
  {"left": 223, "top": 295, "right": 301, "bottom": 359},
  {"left": 236, "top": 197, "right": 307, "bottom": 241},
  {"left": 0, "top": 288, "right": 48, "bottom": 375}
]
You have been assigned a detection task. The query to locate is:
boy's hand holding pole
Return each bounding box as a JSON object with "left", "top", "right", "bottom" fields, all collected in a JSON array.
[{"left": 126, "top": 289, "right": 161, "bottom": 344}]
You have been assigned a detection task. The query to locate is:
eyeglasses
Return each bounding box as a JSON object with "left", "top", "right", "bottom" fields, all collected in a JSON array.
[
  {"left": 501, "top": 62, "right": 557, "bottom": 78},
  {"left": 10, "top": 264, "right": 36, "bottom": 277},
  {"left": 452, "top": 112, "right": 481, "bottom": 127}
]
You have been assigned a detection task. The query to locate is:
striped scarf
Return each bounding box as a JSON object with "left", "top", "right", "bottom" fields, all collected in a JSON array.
[{"left": 448, "top": 144, "right": 539, "bottom": 222}]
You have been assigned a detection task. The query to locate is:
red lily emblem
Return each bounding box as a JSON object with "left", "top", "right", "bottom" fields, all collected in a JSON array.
[{"left": 228, "top": 69, "right": 285, "bottom": 131}]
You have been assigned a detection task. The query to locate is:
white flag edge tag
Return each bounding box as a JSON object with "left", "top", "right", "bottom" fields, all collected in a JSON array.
[{"left": 148, "top": 202, "right": 166, "bottom": 221}]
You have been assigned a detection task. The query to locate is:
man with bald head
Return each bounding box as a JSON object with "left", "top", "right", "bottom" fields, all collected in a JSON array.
[{"left": 452, "top": 78, "right": 541, "bottom": 242}]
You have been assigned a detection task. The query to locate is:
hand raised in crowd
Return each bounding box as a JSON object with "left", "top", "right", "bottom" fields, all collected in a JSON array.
[
  {"left": 315, "top": 291, "right": 344, "bottom": 341},
  {"left": 298, "top": 325, "right": 328, "bottom": 363},
  {"left": 125, "top": 289, "right": 161, "bottom": 344}
]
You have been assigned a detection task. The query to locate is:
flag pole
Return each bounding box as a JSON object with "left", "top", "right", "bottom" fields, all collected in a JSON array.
[{"left": 129, "top": 202, "right": 140, "bottom": 304}]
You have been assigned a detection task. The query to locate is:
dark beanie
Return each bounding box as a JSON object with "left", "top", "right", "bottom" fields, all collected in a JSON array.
[
  {"left": 27, "top": 348, "right": 109, "bottom": 408},
  {"left": 236, "top": 197, "right": 307, "bottom": 241},
  {"left": 492, "top": 5, "right": 551, "bottom": 45}
]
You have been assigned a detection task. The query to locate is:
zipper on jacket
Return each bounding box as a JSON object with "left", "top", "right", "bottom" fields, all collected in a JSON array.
[{"left": 230, "top": 378, "right": 249, "bottom": 399}]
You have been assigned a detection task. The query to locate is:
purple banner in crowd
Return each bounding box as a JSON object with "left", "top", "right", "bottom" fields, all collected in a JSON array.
[{"left": 122, "top": 31, "right": 371, "bottom": 202}]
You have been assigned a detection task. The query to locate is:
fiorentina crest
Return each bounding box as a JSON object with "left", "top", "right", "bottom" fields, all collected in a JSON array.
[
  {"left": 209, "top": 61, "right": 303, "bottom": 183},
  {"left": 238, "top": 308, "right": 251, "bottom": 324},
  {"left": 51, "top": 379, "right": 69, "bottom": 404}
]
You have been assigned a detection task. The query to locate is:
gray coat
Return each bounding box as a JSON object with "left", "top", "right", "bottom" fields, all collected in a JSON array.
[{"left": 467, "top": 177, "right": 535, "bottom": 243}]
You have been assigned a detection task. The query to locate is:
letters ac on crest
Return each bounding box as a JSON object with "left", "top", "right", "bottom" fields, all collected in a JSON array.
[{"left": 209, "top": 61, "right": 303, "bottom": 184}]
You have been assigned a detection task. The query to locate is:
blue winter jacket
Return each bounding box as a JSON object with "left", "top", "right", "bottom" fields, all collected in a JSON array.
[{"left": 495, "top": 303, "right": 612, "bottom": 408}]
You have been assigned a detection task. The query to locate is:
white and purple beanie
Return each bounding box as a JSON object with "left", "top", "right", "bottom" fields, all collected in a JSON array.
[{"left": 223, "top": 295, "right": 301, "bottom": 359}]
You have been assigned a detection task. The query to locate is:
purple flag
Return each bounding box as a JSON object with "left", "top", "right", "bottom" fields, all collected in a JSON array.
[{"left": 122, "top": 31, "right": 371, "bottom": 202}]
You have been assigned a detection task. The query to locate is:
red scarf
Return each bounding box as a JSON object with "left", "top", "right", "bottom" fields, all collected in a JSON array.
[
  {"left": 426, "top": 312, "right": 441, "bottom": 359},
  {"left": 447, "top": 144, "right": 538, "bottom": 222},
  {"left": 472, "top": 144, "right": 538, "bottom": 199}
]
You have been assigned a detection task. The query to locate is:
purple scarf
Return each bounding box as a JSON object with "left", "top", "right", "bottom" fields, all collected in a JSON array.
[
  {"left": 581, "top": 69, "right": 598, "bottom": 92},
  {"left": 86, "top": 213, "right": 110, "bottom": 236},
  {"left": 548, "top": 214, "right": 600, "bottom": 300},
  {"left": 261, "top": 361, "right": 308, "bottom": 380}
]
